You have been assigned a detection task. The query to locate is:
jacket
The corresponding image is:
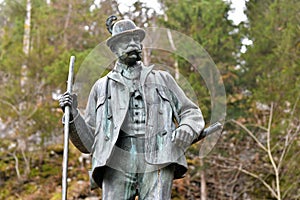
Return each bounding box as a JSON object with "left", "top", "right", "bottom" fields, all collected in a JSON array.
[{"left": 68, "top": 62, "right": 205, "bottom": 188}]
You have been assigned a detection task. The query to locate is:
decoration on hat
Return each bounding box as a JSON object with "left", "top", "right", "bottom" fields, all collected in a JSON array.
[{"left": 106, "top": 15, "right": 117, "bottom": 34}]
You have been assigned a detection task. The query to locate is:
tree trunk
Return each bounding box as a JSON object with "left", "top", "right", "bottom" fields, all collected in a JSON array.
[
  {"left": 143, "top": 48, "right": 151, "bottom": 66},
  {"left": 164, "top": 13, "right": 180, "bottom": 80},
  {"left": 21, "top": 0, "right": 31, "bottom": 90},
  {"left": 63, "top": 1, "right": 72, "bottom": 47},
  {"left": 200, "top": 158, "right": 207, "bottom": 200}
]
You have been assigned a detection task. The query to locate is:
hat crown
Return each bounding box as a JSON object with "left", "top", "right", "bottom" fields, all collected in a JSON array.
[
  {"left": 106, "top": 18, "right": 145, "bottom": 48},
  {"left": 111, "top": 19, "right": 137, "bottom": 36}
]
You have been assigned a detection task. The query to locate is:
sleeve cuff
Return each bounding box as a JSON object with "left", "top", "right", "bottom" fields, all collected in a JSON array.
[{"left": 62, "top": 109, "right": 80, "bottom": 124}]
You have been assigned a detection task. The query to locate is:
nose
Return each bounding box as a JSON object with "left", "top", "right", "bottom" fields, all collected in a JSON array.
[
  {"left": 127, "top": 38, "right": 140, "bottom": 50},
  {"left": 128, "top": 38, "right": 136, "bottom": 45}
]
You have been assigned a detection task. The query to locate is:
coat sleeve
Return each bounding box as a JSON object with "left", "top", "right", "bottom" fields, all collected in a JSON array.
[
  {"left": 67, "top": 78, "right": 107, "bottom": 153},
  {"left": 158, "top": 71, "right": 205, "bottom": 138}
]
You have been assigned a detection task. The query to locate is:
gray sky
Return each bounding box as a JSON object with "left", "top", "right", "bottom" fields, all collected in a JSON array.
[
  {"left": 116, "top": 0, "right": 248, "bottom": 25},
  {"left": 0, "top": 0, "right": 247, "bottom": 25}
]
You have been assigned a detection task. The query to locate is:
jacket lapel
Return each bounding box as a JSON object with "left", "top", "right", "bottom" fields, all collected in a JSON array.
[
  {"left": 140, "top": 64, "right": 154, "bottom": 86},
  {"left": 106, "top": 61, "right": 154, "bottom": 127}
]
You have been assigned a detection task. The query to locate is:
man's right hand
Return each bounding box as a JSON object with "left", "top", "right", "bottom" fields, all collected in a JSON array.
[{"left": 59, "top": 92, "right": 78, "bottom": 116}]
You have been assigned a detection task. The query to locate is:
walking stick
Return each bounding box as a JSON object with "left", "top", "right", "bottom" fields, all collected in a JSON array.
[{"left": 62, "top": 56, "right": 75, "bottom": 200}]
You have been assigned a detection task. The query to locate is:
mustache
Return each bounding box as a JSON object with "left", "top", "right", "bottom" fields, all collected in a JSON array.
[
  {"left": 119, "top": 50, "right": 142, "bottom": 62},
  {"left": 126, "top": 45, "right": 141, "bottom": 51}
]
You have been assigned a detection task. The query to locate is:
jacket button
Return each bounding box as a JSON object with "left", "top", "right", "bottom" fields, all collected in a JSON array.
[{"left": 105, "top": 136, "right": 110, "bottom": 141}]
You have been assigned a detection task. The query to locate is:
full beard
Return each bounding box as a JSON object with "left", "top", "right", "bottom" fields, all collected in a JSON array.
[{"left": 119, "top": 50, "right": 142, "bottom": 66}]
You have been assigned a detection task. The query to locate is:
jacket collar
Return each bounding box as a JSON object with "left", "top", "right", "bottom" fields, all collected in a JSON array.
[{"left": 107, "top": 61, "right": 154, "bottom": 86}]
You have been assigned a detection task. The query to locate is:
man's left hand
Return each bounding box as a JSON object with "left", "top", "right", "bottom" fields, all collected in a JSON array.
[{"left": 172, "top": 125, "right": 195, "bottom": 149}]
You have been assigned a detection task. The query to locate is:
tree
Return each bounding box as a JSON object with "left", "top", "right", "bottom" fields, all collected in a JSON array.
[
  {"left": 242, "top": 0, "right": 300, "bottom": 106},
  {"left": 0, "top": 0, "right": 115, "bottom": 183},
  {"left": 240, "top": 0, "right": 299, "bottom": 198},
  {"left": 158, "top": 0, "right": 243, "bottom": 118},
  {"left": 210, "top": 0, "right": 300, "bottom": 199},
  {"left": 156, "top": 0, "right": 243, "bottom": 199}
]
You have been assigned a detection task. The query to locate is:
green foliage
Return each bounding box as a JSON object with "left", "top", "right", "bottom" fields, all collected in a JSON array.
[
  {"left": 242, "top": 0, "right": 300, "bottom": 105},
  {"left": 159, "top": 0, "right": 241, "bottom": 63},
  {"left": 158, "top": 0, "right": 243, "bottom": 121},
  {"left": 222, "top": 1, "right": 300, "bottom": 198},
  {"left": 0, "top": 0, "right": 116, "bottom": 143},
  {"left": 0, "top": 1, "right": 115, "bottom": 198}
]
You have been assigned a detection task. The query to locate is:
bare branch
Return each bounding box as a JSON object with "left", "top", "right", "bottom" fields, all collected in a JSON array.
[
  {"left": 24, "top": 106, "right": 38, "bottom": 121},
  {"left": 229, "top": 170, "right": 241, "bottom": 199},
  {"left": 8, "top": 151, "right": 21, "bottom": 180},
  {"left": 279, "top": 96, "right": 300, "bottom": 171},
  {"left": 289, "top": 95, "right": 299, "bottom": 120},
  {"left": 231, "top": 119, "right": 268, "bottom": 152},
  {"left": 21, "top": 148, "right": 30, "bottom": 176},
  {"left": 238, "top": 165, "right": 278, "bottom": 199},
  {"left": 213, "top": 161, "right": 278, "bottom": 199},
  {"left": 266, "top": 103, "right": 281, "bottom": 200},
  {"left": 247, "top": 124, "right": 268, "bottom": 132},
  {"left": 0, "top": 98, "right": 20, "bottom": 115},
  {"left": 282, "top": 182, "right": 298, "bottom": 199}
]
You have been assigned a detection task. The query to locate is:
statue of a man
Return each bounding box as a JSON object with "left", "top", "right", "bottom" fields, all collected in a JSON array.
[{"left": 59, "top": 16, "right": 205, "bottom": 200}]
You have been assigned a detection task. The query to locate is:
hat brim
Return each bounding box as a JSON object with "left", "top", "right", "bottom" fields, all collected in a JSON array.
[{"left": 106, "top": 28, "right": 145, "bottom": 48}]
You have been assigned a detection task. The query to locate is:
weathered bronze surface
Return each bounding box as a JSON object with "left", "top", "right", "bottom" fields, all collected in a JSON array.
[{"left": 59, "top": 16, "right": 205, "bottom": 200}]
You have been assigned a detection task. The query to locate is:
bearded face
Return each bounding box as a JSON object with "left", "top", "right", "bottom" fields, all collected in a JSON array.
[{"left": 111, "top": 34, "right": 143, "bottom": 66}]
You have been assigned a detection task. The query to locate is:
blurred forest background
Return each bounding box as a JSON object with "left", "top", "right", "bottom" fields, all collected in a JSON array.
[{"left": 0, "top": 0, "right": 299, "bottom": 199}]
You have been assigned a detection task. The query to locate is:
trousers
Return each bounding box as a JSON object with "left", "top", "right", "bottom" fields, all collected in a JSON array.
[{"left": 102, "top": 136, "right": 174, "bottom": 200}]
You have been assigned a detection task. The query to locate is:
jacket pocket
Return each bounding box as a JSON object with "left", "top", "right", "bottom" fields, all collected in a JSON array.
[
  {"left": 156, "top": 87, "right": 180, "bottom": 125},
  {"left": 156, "top": 88, "right": 172, "bottom": 114},
  {"left": 155, "top": 88, "right": 175, "bottom": 132}
]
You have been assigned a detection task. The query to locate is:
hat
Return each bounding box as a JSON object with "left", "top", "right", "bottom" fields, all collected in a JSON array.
[{"left": 106, "top": 19, "right": 145, "bottom": 48}]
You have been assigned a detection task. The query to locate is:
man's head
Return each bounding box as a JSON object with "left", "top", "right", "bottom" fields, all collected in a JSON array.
[{"left": 106, "top": 17, "right": 145, "bottom": 66}]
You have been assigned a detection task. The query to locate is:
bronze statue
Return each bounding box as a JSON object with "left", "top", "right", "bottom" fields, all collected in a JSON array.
[{"left": 59, "top": 16, "right": 205, "bottom": 200}]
